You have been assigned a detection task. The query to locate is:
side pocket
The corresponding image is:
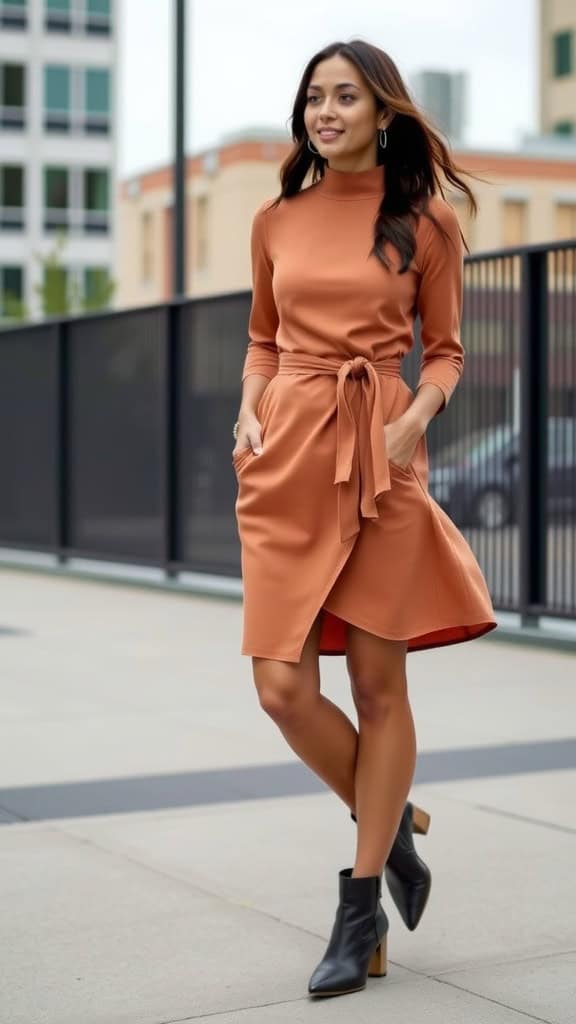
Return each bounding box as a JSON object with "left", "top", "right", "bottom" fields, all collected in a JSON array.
[
  {"left": 388, "top": 459, "right": 414, "bottom": 479},
  {"left": 232, "top": 447, "right": 254, "bottom": 474}
]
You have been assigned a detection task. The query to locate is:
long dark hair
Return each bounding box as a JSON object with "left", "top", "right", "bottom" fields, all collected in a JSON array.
[{"left": 268, "top": 40, "right": 482, "bottom": 273}]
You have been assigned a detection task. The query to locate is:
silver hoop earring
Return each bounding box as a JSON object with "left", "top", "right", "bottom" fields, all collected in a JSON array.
[
  {"left": 378, "top": 129, "right": 387, "bottom": 150},
  {"left": 307, "top": 137, "right": 320, "bottom": 155}
]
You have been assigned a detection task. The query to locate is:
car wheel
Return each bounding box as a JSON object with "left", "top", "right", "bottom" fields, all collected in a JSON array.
[{"left": 473, "top": 488, "right": 511, "bottom": 529}]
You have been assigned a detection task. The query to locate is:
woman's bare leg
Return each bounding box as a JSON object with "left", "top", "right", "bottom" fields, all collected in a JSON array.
[
  {"left": 346, "top": 626, "right": 416, "bottom": 878},
  {"left": 252, "top": 613, "right": 360, "bottom": 810}
]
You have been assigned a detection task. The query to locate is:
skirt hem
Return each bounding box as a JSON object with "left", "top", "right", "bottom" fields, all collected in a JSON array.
[{"left": 241, "top": 618, "right": 498, "bottom": 663}]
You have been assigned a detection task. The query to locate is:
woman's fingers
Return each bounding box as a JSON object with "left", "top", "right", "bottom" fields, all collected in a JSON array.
[
  {"left": 248, "top": 427, "right": 263, "bottom": 455},
  {"left": 233, "top": 420, "right": 263, "bottom": 456}
]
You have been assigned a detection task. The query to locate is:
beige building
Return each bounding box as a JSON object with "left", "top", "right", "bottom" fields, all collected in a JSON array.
[
  {"left": 116, "top": 129, "right": 576, "bottom": 310},
  {"left": 539, "top": 0, "right": 575, "bottom": 135}
]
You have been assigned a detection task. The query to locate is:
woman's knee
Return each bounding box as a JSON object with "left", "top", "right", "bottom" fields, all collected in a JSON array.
[
  {"left": 351, "top": 680, "right": 404, "bottom": 722},
  {"left": 346, "top": 632, "right": 408, "bottom": 722},
  {"left": 252, "top": 660, "right": 318, "bottom": 723},
  {"left": 252, "top": 612, "right": 322, "bottom": 723}
]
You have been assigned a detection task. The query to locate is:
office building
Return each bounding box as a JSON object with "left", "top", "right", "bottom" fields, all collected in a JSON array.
[{"left": 0, "top": 0, "right": 116, "bottom": 320}]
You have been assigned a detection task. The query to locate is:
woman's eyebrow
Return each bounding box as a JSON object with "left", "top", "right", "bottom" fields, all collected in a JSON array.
[{"left": 307, "top": 82, "right": 360, "bottom": 91}]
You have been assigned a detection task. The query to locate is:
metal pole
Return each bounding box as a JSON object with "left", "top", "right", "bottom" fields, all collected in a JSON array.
[
  {"left": 173, "top": 0, "right": 186, "bottom": 297},
  {"left": 518, "top": 250, "right": 548, "bottom": 625}
]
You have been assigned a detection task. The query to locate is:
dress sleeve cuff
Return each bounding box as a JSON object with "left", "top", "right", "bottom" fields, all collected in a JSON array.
[
  {"left": 241, "top": 341, "right": 279, "bottom": 382},
  {"left": 416, "top": 361, "right": 463, "bottom": 411}
]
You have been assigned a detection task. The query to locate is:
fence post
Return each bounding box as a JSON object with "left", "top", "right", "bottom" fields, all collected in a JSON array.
[
  {"left": 518, "top": 250, "right": 548, "bottom": 625},
  {"left": 164, "top": 302, "right": 180, "bottom": 576},
  {"left": 56, "top": 319, "right": 69, "bottom": 563}
]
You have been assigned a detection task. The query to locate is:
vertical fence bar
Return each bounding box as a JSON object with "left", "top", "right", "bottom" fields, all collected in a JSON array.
[
  {"left": 56, "top": 320, "right": 69, "bottom": 563},
  {"left": 165, "top": 302, "right": 180, "bottom": 575},
  {"left": 518, "top": 251, "right": 548, "bottom": 624}
]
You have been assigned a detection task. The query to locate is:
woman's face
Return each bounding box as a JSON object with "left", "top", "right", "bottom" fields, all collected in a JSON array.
[{"left": 303, "top": 54, "right": 390, "bottom": 171}]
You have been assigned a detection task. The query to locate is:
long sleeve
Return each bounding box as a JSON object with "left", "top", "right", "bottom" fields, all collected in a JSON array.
[
  {"left": 241, "top": 201, "right": 279, "bottom": 382},
  {"left": 415, "top": 197, "right": 465, "bottom": 413}
]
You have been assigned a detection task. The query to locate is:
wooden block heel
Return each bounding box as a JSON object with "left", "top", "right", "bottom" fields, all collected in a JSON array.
[
  {"left": 368, "top": 934, "right": 387, "bottom": 977},
  {"left": 411, "top": 804, "right": 431, "bottom": 835}
]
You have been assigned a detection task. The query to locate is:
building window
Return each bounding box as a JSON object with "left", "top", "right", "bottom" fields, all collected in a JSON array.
[
  {"left": 556, "top": 202, "right": 576, "bottom": 237},
  {"left": 553, "top": 120, "right": 575, "bottom": 135},
  {"left": 83, "top": 169, "right": 109, "bottom": 231},
  {"left": 44, "top": 166, "right": 69, "bottom": 231},
  {"left": 0, "top": 0, "right": 27, "bottom": 29},
  {"left": 0, "top": 63, "right": 26, "bottom": 129},
  {"left": 42, "top": 265, "right": 69, "bottom": 316},
  {"left": 555, "top": 203, "right": 576, "bottom": 277},
  {"left": 0, "top": 165, "right": 24, "bottom": 229},
  {"left": 45, "top": 0, "right": 111, "bottom": 35},
  {"left": 45, "top": 0, "right": 71, "bottom": 31},
  {"left": 141, "top": 211, "right": 154, "bottom": 283},
  {"left": 553, "top": 30, "right": 573, "bottom": 77},
  {"left": 84, "top": 68, "right": 110, "bottom": 133},
  {"left": 44, "top": 165, "right": 109, "bottom": 234},
  {"left": 86, "top": 0, "right": 111, "bottom": 35},
  {"left": 502, "top": 200, "right": 527, "bottom": 248},
  {"left": 44, "top": 65, "right": 110, "bottom": 134},
  {"left": 0, "top": 265, "right": 24, "bottom": 319},
  {"left": 83, "top": 266, "right": 112, "bottom": 309},
  {"left": 195, "top": 196, "right": 209, "bottom": 270},
  {"left": 44, "top": 65, "right": 70, "bottom": 132}
]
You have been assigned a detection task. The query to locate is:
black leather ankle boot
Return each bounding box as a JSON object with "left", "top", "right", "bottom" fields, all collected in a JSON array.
[
  {"left": 351, "top": 801, "right": 431, "bottom": 931},
  {"left": 308, "top": 868, "right": 388, "bottom": 997}
]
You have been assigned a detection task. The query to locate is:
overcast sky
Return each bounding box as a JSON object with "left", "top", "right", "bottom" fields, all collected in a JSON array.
[{"left": 118, "top": 0, "right": 538, "bottom": 179}]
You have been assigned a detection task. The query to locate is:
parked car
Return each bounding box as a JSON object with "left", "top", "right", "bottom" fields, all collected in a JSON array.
[{"left": 427, "top": 418, "right": 576, "bottom": 528}]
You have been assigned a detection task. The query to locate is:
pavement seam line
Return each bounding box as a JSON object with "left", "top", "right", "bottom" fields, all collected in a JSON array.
[
  {"left": 431, "top": 973, "right": 555, "bottom": 1024},
  {"left": 433, "top": 946, "right": 576, "bottom": 976},
  {"left": 19, "top": 821, "right": 569, "bottom": 1001},
  {"left": 44, "top": 821, "right": 376, "bottom": 950},
  {"left": 153, "top": 994, "right": 313, "bottom": 1023},
  {"left": 471, "top": 802, "right": 576, "bottom": 835},
  {"left": 414, "top": 786, "right": 576, "bottom": 835},
  {"left": 145, "top": 962, "right": 559, "bottom": 1024},
  {"left": 4, "top": 825, "right": 565, "bottom": 1021},
  {"left": 35, "top": 825, "right": 445, "bottom": 993}
]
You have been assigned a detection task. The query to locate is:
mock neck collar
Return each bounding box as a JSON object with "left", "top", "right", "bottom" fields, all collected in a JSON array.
[{"left": 316, "top": 162, "right": 386, "bottom": 200}]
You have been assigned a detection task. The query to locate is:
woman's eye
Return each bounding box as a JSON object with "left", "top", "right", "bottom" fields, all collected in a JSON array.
[{"left": 306, "top": 94, "right": 354, "bottom": 103}]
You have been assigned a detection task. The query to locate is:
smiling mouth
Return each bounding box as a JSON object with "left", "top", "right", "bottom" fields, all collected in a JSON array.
[{"left": 318, "top": 130, "right": 343, "bottom": 138}]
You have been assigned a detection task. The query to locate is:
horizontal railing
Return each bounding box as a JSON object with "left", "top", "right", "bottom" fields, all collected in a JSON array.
[{"left": 0, "top": 237, "right": 574, "bottom": 623}]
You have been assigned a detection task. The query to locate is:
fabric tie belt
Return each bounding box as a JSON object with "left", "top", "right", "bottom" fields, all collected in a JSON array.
[{"left": 277, "top": 352, "right": 403, "bottom": 543}]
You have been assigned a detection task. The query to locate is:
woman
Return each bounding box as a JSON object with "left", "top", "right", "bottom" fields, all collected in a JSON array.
[{"left": 232, "top": 39, "right": 497, "bottom": 998}]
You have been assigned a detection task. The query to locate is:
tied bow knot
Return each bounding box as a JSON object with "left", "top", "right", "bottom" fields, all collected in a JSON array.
[{"left": 277, "top": 352, "right": 403, "bottom": 542}]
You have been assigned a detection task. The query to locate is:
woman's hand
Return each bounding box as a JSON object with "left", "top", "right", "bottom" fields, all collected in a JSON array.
[
  {"left": 384, "top": 413, "right": 424, "bottom": 469},
  {"left": 233, "top": 410, "right": 263, "bottom": 458}
]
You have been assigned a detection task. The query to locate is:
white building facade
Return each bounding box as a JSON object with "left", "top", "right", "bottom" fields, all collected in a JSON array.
[{"left": 0, "top": 0, "right": 117, "bottom": 320}]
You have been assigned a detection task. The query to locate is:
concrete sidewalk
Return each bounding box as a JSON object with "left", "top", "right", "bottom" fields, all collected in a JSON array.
[{"left": 0, "top": 568, "right": 574, "bottom": 1023}]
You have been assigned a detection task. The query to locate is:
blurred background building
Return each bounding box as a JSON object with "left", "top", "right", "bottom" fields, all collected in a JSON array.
[
  {"left": 1, "top": 0, "right": 574, "bottom": 318},
  {"left": 539, "top": 0, "right": 575, "bottom": 136},
  {"left": 410, "top": 70, "right": 467, "bottom": 146},
  {"left": 116, "top": 0, "right": 576, "bottom": 311},
  {"left": 117, "top": 134, "right": 576, "bottom": 308},
  {"left": 0, "top": 0, "right": 116, "bottom": 320}
]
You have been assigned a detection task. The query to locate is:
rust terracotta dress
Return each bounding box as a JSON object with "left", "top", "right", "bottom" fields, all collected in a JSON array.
[{"left": 233, "top": 163, "right": 497, "bottom": 663}]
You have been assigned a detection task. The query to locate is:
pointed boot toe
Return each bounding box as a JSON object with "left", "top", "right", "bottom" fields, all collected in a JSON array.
[
  {"left": 308, "top": 868, "right": 388, "bottom": 998},
  {"left": 351, "top": 801, "right": 432, "bottom": 931},
  {"left": 384, "top": 801, "right": 432, "bottom": 930}
]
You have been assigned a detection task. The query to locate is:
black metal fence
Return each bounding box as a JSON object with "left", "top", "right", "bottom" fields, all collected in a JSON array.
[{"left": 0, "top": 238, "right": 574, "bottom": 622}]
